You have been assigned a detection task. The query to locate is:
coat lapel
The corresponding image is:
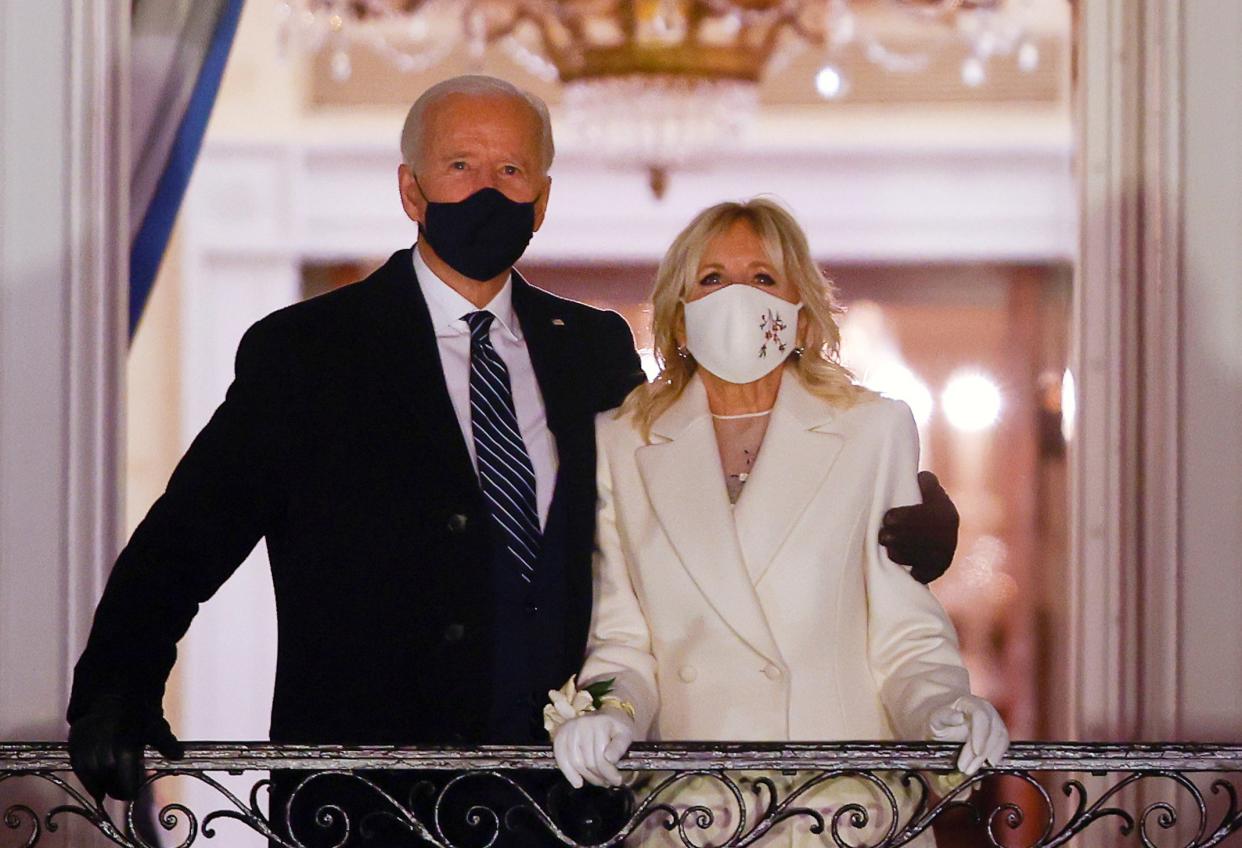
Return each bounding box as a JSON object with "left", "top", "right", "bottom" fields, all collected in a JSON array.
[
  {"left": 509, "top": 270, "right": 573, "bottom": 440},
  {"left": 359, "top": 250, "right": 476, "bottom": 485},
  {"left": 732, "top": 370, "right": 847, "bottom": 585},
  {"left": 636, "top": 377, "right": 784, "bottom": 666},
  {"left": 509, "top": 271, "right": 598, "bottom": 661}
]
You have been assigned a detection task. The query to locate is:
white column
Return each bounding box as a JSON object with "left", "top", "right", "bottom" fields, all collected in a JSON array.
[
  {"left": 0, "top": 0, "right": 127, "bottom": 843},
  {"left": 0, "top": 0, "right": 127, "bottom": 740},
  {"left": 1175, "top": 0, "right": 1242, "bottom": 741},
  {"left": 1074, "top": 0, "right": 1242, "bottom": 742}
]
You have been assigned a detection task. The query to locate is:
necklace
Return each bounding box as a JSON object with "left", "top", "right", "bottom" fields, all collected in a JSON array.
[{"left": 710, "top": 409, "right": 773, "bottom": 420}]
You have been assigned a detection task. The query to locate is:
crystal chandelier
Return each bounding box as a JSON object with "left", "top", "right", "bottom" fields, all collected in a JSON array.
[{"left": 280, "top": 0, "right": 1042, "bottom": 196}]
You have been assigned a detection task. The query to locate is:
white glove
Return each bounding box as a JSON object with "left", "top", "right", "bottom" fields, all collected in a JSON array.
[
  {"left": 551, "top": 706, "right": 635, "bottom": 789},
  {"left": 928, "top": 695, "right": 1009, "bottom": 775}
]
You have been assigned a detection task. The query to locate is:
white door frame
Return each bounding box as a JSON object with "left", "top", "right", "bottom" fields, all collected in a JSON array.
[
  {"left": 0, "top": 1, "right": 128, "bottom": 844},
  {"left": 10, "top": 0, "right": 1221, "bottom": 766}
]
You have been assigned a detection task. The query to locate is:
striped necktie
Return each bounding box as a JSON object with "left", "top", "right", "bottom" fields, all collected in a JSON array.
[{"left": 463, "top": 310, "right": 542, "bottom": 582}]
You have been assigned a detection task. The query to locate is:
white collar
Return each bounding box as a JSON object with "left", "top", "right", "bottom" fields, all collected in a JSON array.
[
  {"left": 411, "top": 242, "right": 522, "bottom": 341},
  {"left": 650, "top": 368, "right": 844, "bottom": 441}
]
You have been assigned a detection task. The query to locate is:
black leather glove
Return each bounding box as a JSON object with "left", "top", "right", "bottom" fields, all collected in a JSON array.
[
  {"left": 67, "top": 694, "right": 184, "bottom": 803},
  {"left": 879, "top": 470, "right": 960, "bottom": 584}
]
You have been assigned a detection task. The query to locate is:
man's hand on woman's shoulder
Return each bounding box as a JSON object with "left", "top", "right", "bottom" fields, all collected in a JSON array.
[{"left": 879, "top": 470, "right": 960, "bottom": 584}]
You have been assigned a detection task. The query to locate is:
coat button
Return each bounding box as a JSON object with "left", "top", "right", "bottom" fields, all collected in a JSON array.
[
  {"left": 679, "top": 665, "right": 697, "bottom": 683},
  {"left": 763, "top": 664, "right": 783, "bottom": 681},
  {"left": 443, "top": 623, "right": 466, "bottom": 643},
  {"left": 447, "top": 513, "right": 469, "bottom": 534}
]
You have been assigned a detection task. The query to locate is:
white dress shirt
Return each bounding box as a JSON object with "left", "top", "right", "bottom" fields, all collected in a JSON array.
[{"left": 412, "top": 244, "right": 557, "bottom": 529}]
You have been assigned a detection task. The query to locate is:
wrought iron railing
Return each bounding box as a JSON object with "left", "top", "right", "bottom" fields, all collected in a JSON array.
[{"left": 3, "top": 742, "right": 1242, "bottom": 847}]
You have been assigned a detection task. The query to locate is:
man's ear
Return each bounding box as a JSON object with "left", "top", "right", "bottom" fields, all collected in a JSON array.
[
  {"left": 532, "top": 175, "right": 552, "bottom": 232},
  {"left": 398, "top": 163, "right": 426, "bottom": 226}
]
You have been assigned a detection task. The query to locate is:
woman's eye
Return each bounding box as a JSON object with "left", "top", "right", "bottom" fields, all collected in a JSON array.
[
  {"left": 699, "top": 272, "right": 722, "bottom": 286},
  {"left": 754, "top": 273, "right": 776, "bottom": 286}
]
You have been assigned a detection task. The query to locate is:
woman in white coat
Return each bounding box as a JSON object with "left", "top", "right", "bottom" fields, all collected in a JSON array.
[{"left": 548, "top": 199, "right": 1009, "bottom": 846}]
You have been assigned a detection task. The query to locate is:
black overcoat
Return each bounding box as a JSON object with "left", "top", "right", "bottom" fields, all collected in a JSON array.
[{"left": 68, "top": 248, "right": 644, "bottom": 747}]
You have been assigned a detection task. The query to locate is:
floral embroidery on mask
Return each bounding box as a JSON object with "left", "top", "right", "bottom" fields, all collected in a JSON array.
[{"left": 758, "top": 309, "right": 789, "bottom": 358}]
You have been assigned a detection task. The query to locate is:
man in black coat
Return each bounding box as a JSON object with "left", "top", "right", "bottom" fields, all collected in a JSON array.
[{"left": 67, "top": 75, "right": 959, "bottom": 845}]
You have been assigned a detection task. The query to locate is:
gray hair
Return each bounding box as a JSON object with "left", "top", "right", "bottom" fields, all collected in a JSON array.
[{"left": 400, "top": 75, "right": 555, "bottom": 174}]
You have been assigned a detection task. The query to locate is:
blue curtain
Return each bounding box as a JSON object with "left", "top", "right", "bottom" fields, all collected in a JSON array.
[{"left": 129, "top": 0, "right": 246, "bottom": 339}]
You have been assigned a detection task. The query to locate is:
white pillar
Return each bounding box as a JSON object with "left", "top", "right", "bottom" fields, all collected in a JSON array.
[
  {"left": 1074, "top": 0, "right": 1242, "bottom": 742},
  {"left": 0, "top": 0, "right": 127, "bottom": 843},
  {"left": 0, "top": 0, "right": 127, "bottom": 743},
  {"left": 1175, "top": 0, "right": 1242, "bottom": 741}
]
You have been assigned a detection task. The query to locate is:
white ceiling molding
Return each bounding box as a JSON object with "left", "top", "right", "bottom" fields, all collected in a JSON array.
[{"left": 189, "top": 115, "right": 1074, "bottom": 266}]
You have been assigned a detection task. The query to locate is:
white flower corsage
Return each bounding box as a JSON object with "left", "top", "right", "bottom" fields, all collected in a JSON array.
[{"left": 542, "top": 675, "right": 636, "bottom": 737}]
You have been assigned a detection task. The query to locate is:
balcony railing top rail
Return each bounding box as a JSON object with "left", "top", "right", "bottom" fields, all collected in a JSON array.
[{"left": 6, "top": 741, "right": 1242, "bottom": 772}]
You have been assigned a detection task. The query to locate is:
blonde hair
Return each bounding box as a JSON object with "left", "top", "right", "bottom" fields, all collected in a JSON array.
[{"left": 622, "top": 197, "right": 873, "bottom": 439}]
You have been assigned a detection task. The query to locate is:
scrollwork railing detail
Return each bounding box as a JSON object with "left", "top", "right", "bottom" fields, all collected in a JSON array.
[{"left": 3, "top": 743, "right": 1242, "bottom": 847}]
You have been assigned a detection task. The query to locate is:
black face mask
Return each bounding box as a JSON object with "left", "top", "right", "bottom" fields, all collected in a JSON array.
[{"left": 418, "top": 183, "right": 537, "bottom": 282}]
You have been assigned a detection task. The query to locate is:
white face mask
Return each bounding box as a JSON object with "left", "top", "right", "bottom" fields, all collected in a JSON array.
[{"left": 682, "top": 284, "right": 801, "bottom": 384}]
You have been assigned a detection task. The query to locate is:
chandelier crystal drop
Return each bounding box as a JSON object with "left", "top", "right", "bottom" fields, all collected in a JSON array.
[{"left": 562, "top": 75, "right": 760, "bottom": 197}]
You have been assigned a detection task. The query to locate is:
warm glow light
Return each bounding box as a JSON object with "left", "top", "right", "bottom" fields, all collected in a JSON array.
[
  {"left": 330, "top": 49, "right": 351, "bottom": 81},
  {"left": 1061, "top": 368, "right": 1076, "bottom": 442},
  {"left": 864, "top": 362, "right": 934, "bottom": 428},
  {"left": 1018, "top": 41, "right": 1040, "bottom": 72},
  {"left": 638, "top": 348, "right": 661, "bottom": 382},
  {"left": 814, "top": 65, "right": 846, "bottom": 99},
  {"left": 961, "top": 56, "right": 986, "bottom": 87},
  {"left": 837, "top": 301, "right": 931, "bottom": 426},
  {"left": 942, "top": 371, "right": 1002, "bottom": 432}
]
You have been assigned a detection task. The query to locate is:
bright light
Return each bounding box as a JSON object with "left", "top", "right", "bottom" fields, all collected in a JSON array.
[
  {"left": 815, "top": 65, "right": 847, "bottom": 100},
  {"left": 863, "top": 362, "right": 934, "bottom": 428},
  {"left": 961, "top": 56, "right": 986, "bottom": 88},
  {"left": 330, "top": 49, "right": 352, "bottom": 81},
  {"left": 974, "top": 30, "right": 998, "bottom": 59},
  {"left": 941, "top": 371, "right": 1002, "bottom": 432},
  {"left": 1061, "top": 368, "right": 1076, "bottom": 443},
  {"left": 638, "top": 348, "right": 661, "bottom": 382},
  {"left": 837, "top": 301, "right": 930, "bottom": 425},
  {"left": 1017, "top": 41, "right": 1040, "bottom": 73}
]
